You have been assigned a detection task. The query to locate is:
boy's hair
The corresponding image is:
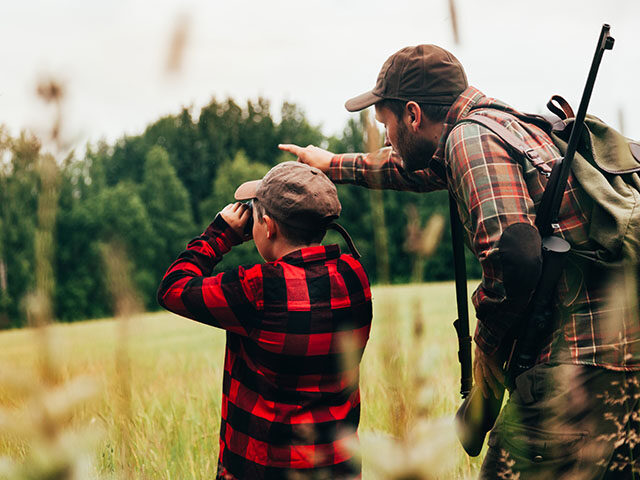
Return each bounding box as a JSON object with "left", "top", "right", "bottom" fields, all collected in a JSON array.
[
  {"left": 377, "top": 98, "right": 450, "bottom": 123},
  {"left": 254, "top": 199, "right": 327, "bottom": 246}
]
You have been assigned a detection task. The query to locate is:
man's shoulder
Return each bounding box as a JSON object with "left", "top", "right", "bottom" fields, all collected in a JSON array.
[{"left": 447, "top": 104, "right": 556, "bottom": 155}]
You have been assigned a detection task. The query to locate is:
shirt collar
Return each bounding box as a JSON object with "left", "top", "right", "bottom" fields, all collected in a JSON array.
[
  {"left": 278, "top": 244, "right": 341, "bottom": 266},
  {"left": 432, "top": 86, "right": 489, "bottom": 166}
]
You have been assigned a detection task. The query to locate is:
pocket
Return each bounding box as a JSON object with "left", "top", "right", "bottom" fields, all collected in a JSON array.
[
  {"left": 489, "top": 421, "right": 587, "bottom": 464},
  {"left": 565, "top": 310, "right": 627, "bottom": 352}
]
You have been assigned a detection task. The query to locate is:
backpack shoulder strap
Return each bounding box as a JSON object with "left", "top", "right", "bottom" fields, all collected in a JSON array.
[{"left": 460, "top": 113, "right": 552, "bottom": 176}]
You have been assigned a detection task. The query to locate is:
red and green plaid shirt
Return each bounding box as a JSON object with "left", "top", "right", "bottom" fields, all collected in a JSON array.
[
  {"left": 158, "top": 215, "right": 372, "bottom": 479},
  {"left": 329, "top": 86, "right": 640, "bottom": 371}
]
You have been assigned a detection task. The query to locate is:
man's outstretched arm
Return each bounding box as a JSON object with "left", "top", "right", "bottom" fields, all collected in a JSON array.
[{"left": 279, "top": 143, "right": 446, "bottom": 193}]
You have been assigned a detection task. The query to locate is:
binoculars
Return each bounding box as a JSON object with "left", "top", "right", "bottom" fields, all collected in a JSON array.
[{"left": 243, "top": 200, "right": 254, "bottom": 237}]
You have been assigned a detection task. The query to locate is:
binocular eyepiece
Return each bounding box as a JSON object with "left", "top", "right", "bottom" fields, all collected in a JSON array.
[{"left": 243, "top": 200, "right": 254, "bottom": 237}]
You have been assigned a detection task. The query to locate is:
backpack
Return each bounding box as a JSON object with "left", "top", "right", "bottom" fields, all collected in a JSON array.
[{"left": 459, "top": 96, "right": 640, "bottom": 266}]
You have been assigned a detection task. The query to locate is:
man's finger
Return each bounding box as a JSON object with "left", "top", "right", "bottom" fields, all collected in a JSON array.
[
  {"left": 474, "top": 362, "right": 489, "bottom": 399},
  {"left": 278, "top": 144, "right": 304, "bottom": 156},
  {"left": 480, "top": 363, "right": 494, "bottom": 398},
  {"left": 479, "top": 376, "right": 489, "bottom": 399},
  {"left": 483, "top": 363, "right": 503, "bottom": 400},
  {"left": 487, "top": 358, "right": 505, "bottom": 384}
]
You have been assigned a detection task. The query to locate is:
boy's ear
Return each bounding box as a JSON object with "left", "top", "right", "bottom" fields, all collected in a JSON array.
[{"left": 264, "top": 215, "right": 278, "bottom": 240}]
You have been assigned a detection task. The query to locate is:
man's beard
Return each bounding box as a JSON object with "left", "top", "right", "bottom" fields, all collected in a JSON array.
[{"left": 395, "top": 121, "right": 437, "bottom": 172}]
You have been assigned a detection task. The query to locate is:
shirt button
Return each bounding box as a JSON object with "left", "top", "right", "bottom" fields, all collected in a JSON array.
[{"left": 533, "top": 455, "right": 544, "bottom": 463}]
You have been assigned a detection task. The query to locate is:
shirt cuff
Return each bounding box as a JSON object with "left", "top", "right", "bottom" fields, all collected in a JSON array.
[
  {"left": 204, "top": 214, "right": 244, "bottom": 248},
  {"left": 474, "top": 319, "right": 502, "bottom": 356},
  {"left": 328, "top": 154, "right": 358, "bottom": 183},
  {"left": 474, "top": 309, "right": 524, "bottom": 357}
]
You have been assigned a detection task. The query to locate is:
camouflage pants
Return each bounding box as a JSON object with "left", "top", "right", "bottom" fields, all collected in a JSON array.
[{"left": 480, "top": 363, "right": 640, "bottom": 480}]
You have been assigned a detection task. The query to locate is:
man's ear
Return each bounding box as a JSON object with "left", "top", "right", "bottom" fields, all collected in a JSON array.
[
  {"left": 405, "top": 101, "right": 422, "bottom": 132},
  {"left": 264, "top": 215, "right": 278, "bottom": 240}
]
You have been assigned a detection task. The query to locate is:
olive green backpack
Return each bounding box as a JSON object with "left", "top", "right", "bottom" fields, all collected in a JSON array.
[{"left": 462, "top": 96, "right": 640, "bottom": 266}]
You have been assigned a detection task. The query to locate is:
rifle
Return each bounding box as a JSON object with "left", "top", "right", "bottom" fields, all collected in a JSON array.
[
  {"left": 450, "top": 195, "right": 472, "bottom": 401},
  {"left": 454, "top": 24, "right": 615, "bottom": 457}
]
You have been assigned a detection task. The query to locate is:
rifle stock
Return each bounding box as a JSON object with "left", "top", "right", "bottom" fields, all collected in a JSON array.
[{"left": 455, "top": 385, "right": 503, "bottom": 457}]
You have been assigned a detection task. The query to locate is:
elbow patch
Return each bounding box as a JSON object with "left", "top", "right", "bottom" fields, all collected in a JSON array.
[{"left": 498, "top": 223, "right": 542, "bottom": 307}]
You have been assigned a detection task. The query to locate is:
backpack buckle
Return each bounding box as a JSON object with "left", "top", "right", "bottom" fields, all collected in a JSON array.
[{"left": 524, "top": 149, "right": 552, "bottom": 176}]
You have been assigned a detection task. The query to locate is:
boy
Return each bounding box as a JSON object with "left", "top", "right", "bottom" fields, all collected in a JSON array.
[{"left": 157, "top": 161, "right": 372, "bottom": 479}]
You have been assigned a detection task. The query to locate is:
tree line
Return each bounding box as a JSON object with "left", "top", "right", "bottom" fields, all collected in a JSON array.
[{"left": 0, "top": 97, "right": 480, "bottom": 328}]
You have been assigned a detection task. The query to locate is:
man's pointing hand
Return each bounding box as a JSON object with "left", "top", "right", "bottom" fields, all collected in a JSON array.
[{"left": 278, "top": 144, "right": 334, "bottom": 174}]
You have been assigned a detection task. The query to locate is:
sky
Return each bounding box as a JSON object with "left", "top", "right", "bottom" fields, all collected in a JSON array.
[{"left": 1, "top": 0, "right": 638, "bottom": 151}]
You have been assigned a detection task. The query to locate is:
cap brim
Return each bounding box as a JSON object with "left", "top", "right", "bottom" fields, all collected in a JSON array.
[
  {"left": 344, "top": 90, "right": 383, "bottom": 112},
  {"left": 234, "top": 180, "right": 261, "bottom": 200}
]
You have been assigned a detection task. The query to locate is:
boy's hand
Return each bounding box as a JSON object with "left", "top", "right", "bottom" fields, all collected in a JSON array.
[
  {"left": 278, "top": 144, "right": 333, "bottom": 174},
  {"left": 220, "top": 203, "right": 251, "bottom": 240}
]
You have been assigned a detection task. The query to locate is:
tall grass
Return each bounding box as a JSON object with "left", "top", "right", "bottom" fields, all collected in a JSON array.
[
  {"left": 0, "top": 78, "right": 104, "bottom": 480},
  {"left": 0, "top": 281, "right": 483, "bottom": 479}
]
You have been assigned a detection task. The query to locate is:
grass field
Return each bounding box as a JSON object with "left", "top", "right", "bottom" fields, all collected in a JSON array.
[{"left": 0, "top": 281, "right": 485, "bottom": 479}]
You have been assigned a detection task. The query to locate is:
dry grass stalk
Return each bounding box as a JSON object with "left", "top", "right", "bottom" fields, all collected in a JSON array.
[
  {"left": 100, "top": 241, "right": 142, "bottom": 479},
  {"left": 405, "top": 205, "right": 445, "bottom": 282},
  {"left": 166, "top": 13, "right": 191, "bottom": 74},
  {"left": 25, "top": 151, "right": 61, "bottom": 387},
  {"left": 29, "top": 76, "right": 65, "bottom": 385},
  {"left": 355, "top": 232, "right": 474, "bottom": 478},
  {"left": 0, "top": 370, "right": 101, "bottom": 480},
  {"left": 362, "top": 296, "right": 463, "bottom": 479},
  {"left": 0, "top": 154, "right": 101, "bottom": 478},
  {"left": 363, "top": 111, "right": 391, "bottom": 284},
  {"left": 359, "top": 417, "right": 467, "bottom": 479},
  {"left": 35, "top": 78, "right": 66, "bottom": 153},
  {"left": 0, "top": 76, "right": 103, "bottom": 480},
  {"left": 448, "top": 0, "right": 460, "bottom": 45}
]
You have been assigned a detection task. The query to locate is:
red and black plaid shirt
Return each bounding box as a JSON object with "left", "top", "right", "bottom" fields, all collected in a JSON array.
[
  {"left": 329, "top": 86, "right": 640, "bottom": 371},
  {"left": 158, "top": 215, "right": 372, "bottom": 479}
]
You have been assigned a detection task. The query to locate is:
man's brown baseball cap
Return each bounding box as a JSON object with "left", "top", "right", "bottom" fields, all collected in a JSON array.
[
  {"left": 344, "top": 44, "right": 468, "bottom": 112},
  {"left": 234, "top": 161, "right": 341, "bottom": 230}
]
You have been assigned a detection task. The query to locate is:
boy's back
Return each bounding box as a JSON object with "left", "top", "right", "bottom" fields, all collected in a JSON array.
[{"left": 158, "top": 162, "right": 372, "bottom": 479}]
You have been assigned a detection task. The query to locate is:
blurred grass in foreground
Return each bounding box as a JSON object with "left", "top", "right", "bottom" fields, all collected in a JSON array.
[{"left": 0, "top": 281, "right": 483, "bottom": 479}]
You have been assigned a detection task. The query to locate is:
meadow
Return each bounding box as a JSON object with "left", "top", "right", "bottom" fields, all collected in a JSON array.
[{"left": 0, "top": 281, "right": 485, "bottom": 479}]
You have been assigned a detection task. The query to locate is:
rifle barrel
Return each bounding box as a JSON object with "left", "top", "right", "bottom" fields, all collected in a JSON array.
[{"left": 539, "top": 24, "right": 614, "bottom": 236}]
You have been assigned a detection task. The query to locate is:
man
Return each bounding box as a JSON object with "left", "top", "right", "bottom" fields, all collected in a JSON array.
[{"left": 279, "top": 44, "right": 640, "bottom": 478}]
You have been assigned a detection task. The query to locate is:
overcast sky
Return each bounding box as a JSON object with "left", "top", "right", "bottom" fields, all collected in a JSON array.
[{"left": 1, "top": 0, "right": 638, "bottom": 150}]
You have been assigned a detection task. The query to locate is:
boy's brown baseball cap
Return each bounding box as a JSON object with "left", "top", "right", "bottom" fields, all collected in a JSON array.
[
  {"left": 234, "top": 161, "right": 341, "bottom": 230},
  {"left": 345, "top": 44, "right": 468, "bottom": 112}
]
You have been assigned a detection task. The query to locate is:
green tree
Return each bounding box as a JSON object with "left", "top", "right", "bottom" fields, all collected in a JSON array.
[
  {"left": 0, "top": 127, "right": 12, "bottom": 327},
  {"left": 278, "top": 102, "right": 324, "bottom": 148},
  {"left": 107, "top": 134, "right": 148, "bottom": 186},
  {"left": 95, "top": 183, "right": 157, "bottom": 309},
  {"left": 240, "top": 98, "right": 278, "bottom": 167},
  {"left": 200, "top": 150, "right": 270, "bottom": 270},
  {"left": 139, "top": 145, "right": 196, "bottom": 284},
  {"left": 0, "top": 132, "right": 41, "bottom": 326},
  {"left": 55, "top": 181, "right": 157, "bottom": 320},
  {"left": 198, "top": 97, "right": 243, "bottom": 172}
]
